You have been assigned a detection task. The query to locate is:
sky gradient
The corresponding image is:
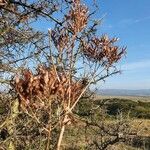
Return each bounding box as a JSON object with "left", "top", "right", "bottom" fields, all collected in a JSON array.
[
  {"left": 92, "top": 0, "right": 150, "bottom": 89},
  {"left": 33, "top": 0, "right": 150, "bottom": 90}
]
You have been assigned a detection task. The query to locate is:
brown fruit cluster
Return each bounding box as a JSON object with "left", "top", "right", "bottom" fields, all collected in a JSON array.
[
  {"left": 12, "top": 66, "right": 86, "bottom": 110},
  {"left": 81, "top": 35, "right": 126, "bottom": 66}
]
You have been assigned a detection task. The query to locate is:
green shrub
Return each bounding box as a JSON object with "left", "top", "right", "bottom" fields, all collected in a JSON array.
[{"left": 96, "top": 98, "right": 150, "bottom": 119}]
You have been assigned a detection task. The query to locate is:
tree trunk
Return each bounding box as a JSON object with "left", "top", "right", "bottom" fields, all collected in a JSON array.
[
  {"left": 7, "top": 99, "right": 19, "bottom": 150},
  {"left": 56, "top": 115, "right": 68, "bottom": 150}
]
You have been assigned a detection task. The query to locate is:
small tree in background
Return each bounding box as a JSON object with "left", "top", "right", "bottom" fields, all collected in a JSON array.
[{"left": 0, "top": 0, "right": 126, "bottom": 149}]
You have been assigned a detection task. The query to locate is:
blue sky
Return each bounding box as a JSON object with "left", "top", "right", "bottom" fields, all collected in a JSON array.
[
  {"left": 32, "top": 0, "right": 150, "bottom": 90},
  {"left": 90, "top": 0, "right": 150, "bottom": 89}
]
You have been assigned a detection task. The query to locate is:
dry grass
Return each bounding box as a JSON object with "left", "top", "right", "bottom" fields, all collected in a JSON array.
[
  {"left": 131, "top": 119, "right": 150, "bottom": 137},
  {"left": 61, "top": 118, "right": 150, "bottom": 149},
  {"left": 95, "top": 95, "right": 150, "bottom": 102},
  {"left": 108, "top": 143, "right": 142, "bottom": 150}
]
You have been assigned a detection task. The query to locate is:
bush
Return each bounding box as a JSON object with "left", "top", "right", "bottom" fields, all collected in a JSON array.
[{"left": 95, "top": 98, "right": 150, "bottom": 119}]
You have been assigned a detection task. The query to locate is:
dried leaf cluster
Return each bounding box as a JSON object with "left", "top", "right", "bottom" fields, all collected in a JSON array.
[
  {"left": 81, "top": 35, "right": 126, "bottom": 66},
  {"left": 65, "top": 0, "right": 88, "bottom": 34},
  {"left": 0, "top": 0, "right": 8, "bottom": 6},
  {"left": 12, "top": 65, "right": 86, "bottom": 111},
  {"left": 51, "top": 0, "right": 88, "bottom": 52},
  {"left": 51, "top": 29, "right": 69, "bottom": 52}
]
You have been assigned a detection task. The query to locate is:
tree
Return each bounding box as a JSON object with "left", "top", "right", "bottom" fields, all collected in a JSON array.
[
  {"left": 0, "top": 0, "right": 70, "bottom": 86},
  {"left": 81, "top": 105, "right": 137, "bottom": 150},
  {"left": 0, "top": 0, "right": 126, "bottom": 149}
]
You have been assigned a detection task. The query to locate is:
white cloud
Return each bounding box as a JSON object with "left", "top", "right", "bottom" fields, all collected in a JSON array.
[
  {"left": 134, "top": 16, "right": 150, "bottom": 23},
  {"left": 118, "top": 16, "right": 150, "bottom": 26},
  {"left": 103, "top": 24, "right": 113, "bottom": 29},
  {"left": 121, "top": 60, "right": 150, "bottom": 71},
  {"left": 119, "top": 19, "right": 133, "bottom": 25}
]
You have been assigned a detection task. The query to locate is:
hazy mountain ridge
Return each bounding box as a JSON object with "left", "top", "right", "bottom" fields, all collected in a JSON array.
[{"left": 98, "top": 89, "right": 150, "bottom": 96}]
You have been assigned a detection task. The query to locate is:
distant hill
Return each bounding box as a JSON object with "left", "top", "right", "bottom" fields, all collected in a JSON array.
[{"left": 98, "top": 89, "right": 150, "bottom": 96}]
